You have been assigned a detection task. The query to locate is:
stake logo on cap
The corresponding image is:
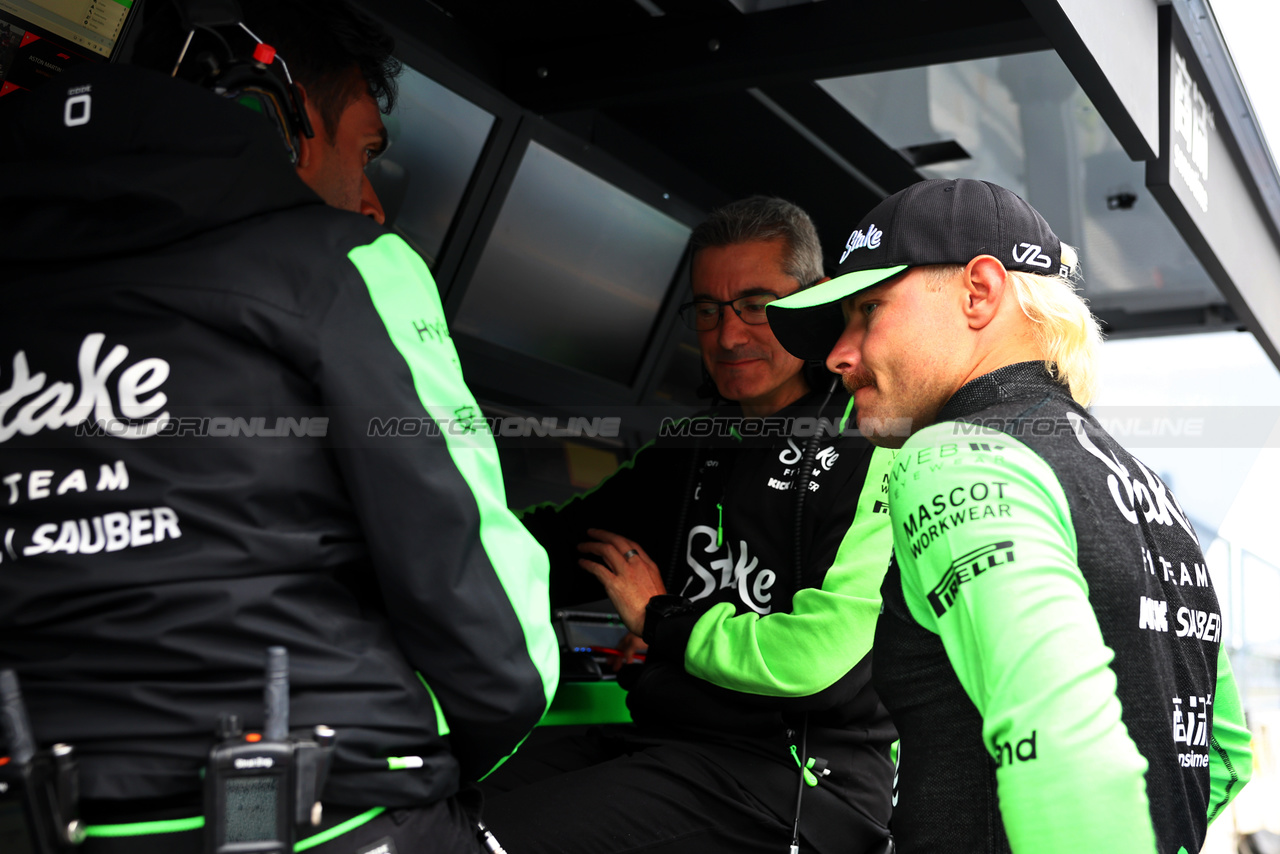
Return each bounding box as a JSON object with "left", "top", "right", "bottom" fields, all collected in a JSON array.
[
  {"left": 840, "top": 224, "right": 883, "bottom": 263},
  {"left": 767, "top": 178, "right": 1073, "bottom": 361}
]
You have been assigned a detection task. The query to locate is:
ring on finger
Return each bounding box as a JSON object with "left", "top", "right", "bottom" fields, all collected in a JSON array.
[{"left": 622, "top": 548, "right": 639, "bottom": 561}]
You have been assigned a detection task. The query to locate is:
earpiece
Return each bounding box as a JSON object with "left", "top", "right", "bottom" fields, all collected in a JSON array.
[{"left": 169, "top": 0, "right": 313, "bottom": 163}]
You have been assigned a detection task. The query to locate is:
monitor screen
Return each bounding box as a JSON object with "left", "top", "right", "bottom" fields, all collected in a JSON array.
[
  {"left": 0, "top": 0, "right": 138, "bottom": 96},
  {"left": 453, "top": 141, "right": 690, "bottom": 386},
  {"left": 366, "top": 62, "right": 495, "bottom": 269},
  {"left": 2, "top": 0, "right": 131, "bottom": 58}
]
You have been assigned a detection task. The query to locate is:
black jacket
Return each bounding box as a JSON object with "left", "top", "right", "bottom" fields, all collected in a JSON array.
[
  {"left": 875, "top": 363, "right": 1252, "bottom": 853},
  {"left": 521, "top": 390, "right": 898, "bottom": 847},
  {"left": 0, "top": 64, "right": 558, "bottom": 809}
]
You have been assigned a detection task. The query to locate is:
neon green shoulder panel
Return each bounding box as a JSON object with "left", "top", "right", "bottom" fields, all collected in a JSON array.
[
  {"left": 683, "top": 446, "right": 895, "bottom": 696},
  {"left": 348, "top": 234, "right": 559, "bottom": 728},
  {"left": 1208, "top": 646, "right": 1252, "bottom": 823},
  {"left": 890, "top": 424, "right": 1156, "bottom": 854}
]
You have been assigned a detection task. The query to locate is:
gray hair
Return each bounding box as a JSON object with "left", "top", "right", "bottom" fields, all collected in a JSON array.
[{"left": 689, "top": 196, "right": 824, "bottom": 288}]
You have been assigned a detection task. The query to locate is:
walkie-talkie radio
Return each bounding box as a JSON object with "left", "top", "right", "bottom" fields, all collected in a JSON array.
[
  {"left": 0, "top": 670, "right": 84, "bottom": 854},
  {"left": 204, "top": 647, "right": 335, "bottom": 854}
]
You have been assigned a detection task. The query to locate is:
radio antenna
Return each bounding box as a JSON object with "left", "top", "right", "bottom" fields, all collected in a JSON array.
[
  {"left": 0, "top": 669, "right": 36, "bottom": 766},
  {"left": 263, "top": 647, "right": 289, "bottom": 743}
]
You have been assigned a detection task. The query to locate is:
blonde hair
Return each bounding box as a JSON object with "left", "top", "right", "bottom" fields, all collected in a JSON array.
[{"left": 925, "top": 248, "right": 1103, "bottom": 406}]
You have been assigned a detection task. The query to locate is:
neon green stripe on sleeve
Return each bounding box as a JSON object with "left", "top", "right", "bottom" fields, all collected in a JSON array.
[
  {"left": 348, "top": 234, "right": 559, "bottom": 726},
  {"left": 890, "top": 424, "right": 1155, "bottom": 854},
  {"left": 1207, "top": 646, "right": 1252, "bottom": 823},
  {"left": 683, "top": 446, "right": 895, "bottom": 696}
]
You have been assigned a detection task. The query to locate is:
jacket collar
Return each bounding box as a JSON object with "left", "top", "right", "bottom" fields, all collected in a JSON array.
[
  {"left": 936, "top": 361, "right": 1066, "bottom": 422},
  {"left": 0, "top": 63, "right": 322, "bottom": 262}
]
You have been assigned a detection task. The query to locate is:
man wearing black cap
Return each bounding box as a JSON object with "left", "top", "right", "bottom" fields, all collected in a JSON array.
[{"left": 768, "top": 178, "right": 1252, "bottom": 853}]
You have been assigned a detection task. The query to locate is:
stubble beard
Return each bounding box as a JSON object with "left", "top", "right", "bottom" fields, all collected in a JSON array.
[
  {"left": 841, "top": 366, "right": 874, "bottom": 397},
  {"left": 842, "top": 366, "right": 917, "bottom": 448}
]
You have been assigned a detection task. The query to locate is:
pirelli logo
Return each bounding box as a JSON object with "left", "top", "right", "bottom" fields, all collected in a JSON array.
[{"left": 927, "top": 541, "right": 1016, "bottom": 617}]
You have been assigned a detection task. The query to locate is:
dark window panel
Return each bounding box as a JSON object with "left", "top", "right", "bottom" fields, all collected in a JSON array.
[
  {"left": 454, "top": 141, "right": 690, "bottom": 385},
  {"left": 367, "top": 63, "right": 495, "bottom": 268}
]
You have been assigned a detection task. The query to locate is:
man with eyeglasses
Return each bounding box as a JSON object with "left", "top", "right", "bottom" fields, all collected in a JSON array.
[{"left": 483, "top": 197, "right": 897, "bottom": 854}]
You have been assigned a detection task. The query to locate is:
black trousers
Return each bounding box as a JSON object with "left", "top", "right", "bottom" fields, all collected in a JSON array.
[
  {"left": 80, "top": 795, "right": 490, "bottom": 854},
  {"left": 482, "top": 726, "right": 889, "bottom": 854}
]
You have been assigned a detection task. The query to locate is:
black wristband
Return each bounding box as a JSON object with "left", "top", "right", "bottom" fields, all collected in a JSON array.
[{"left": 642, "top": 595, "right": 696, "bottom": 646}]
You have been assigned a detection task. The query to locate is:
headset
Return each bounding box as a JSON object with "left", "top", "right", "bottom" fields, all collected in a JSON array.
[{"left": 167, "top": 0, "right": 314, "bottom": 163}]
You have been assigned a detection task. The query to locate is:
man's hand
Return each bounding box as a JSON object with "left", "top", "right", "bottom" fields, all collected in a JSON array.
[
  {"left": 578, "top": 528, "right": 666, "bottom": 636},
  {"left": 606, "top": 632, "right": 649, "bottom": 672}
]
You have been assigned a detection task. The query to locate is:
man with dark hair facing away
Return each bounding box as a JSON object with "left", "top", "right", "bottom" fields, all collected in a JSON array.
[
  {"left": 482, "top": 197, "right": 897, "bottom": 854},
  {"left": 767, "top": 177, "right": 1253, "bottom": 853},
  {"left": 0, "top": 2, "right": 557, "bottom": 852}
]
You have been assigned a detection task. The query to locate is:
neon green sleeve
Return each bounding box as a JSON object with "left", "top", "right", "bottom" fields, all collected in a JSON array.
[
  {"left": 683, "top": 447, "right": 895, "bottom": 697},
  {"left": 891, "top": 425, "right": 1156, "bottom": 854},
  {"left": 1208, "top": 646, "right": 1252, "bottom": 823},
  {"left": 343, "top": 235, "right": 559, "bottom": 777}
]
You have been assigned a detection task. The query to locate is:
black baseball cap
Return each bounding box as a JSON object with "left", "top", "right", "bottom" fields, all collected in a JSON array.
[{"left": 767, "top": 178, "right": 1071, "bottom": 361}]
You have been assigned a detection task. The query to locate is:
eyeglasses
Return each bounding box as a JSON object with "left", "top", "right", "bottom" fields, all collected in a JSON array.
[{"left": 678, "top": 294, "right": 780, "bottom": 331}]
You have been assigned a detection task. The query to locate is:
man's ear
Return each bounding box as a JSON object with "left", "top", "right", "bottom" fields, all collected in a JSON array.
[
  {"left": 294, "top": 83, "right": 323, "bottom": 171},
  {"left": 960, "top": 255, "right": 1008, "bottom": 330}
]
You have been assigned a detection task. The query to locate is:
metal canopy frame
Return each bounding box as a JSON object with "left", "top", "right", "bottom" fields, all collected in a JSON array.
[
  {"left": 497, "top": 1, "right": 1048, "bottom": 113},
  {"left": 363, "top": 0, "right": 1280, "bottom": 382}
]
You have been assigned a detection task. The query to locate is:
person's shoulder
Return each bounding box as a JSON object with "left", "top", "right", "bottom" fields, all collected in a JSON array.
[
  {"left": 890, "top": 420, "right": 1049, "bottom": 491},
  {"left": 236, "top": 209, "right": 422, "bottom": 306},
  {"left": 253, "top": 203, "right": 392, "bottom": 254}
]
